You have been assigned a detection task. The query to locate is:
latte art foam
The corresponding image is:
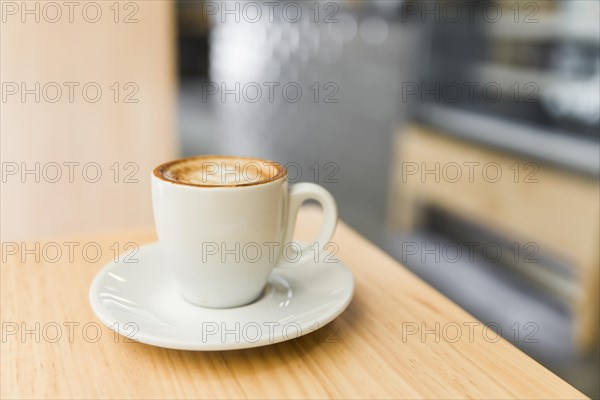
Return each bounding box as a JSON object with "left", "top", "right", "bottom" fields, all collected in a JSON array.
[{"left": 157, "top": 156, "right": 285, "bottom": 187}]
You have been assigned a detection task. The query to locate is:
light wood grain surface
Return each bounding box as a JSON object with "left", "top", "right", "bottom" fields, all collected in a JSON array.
[{"left": 0, "top": 207, "right": 586, "bottom": 399}]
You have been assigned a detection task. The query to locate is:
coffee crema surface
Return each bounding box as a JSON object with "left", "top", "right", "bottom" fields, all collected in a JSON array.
[{"left": 156, "top": 156, "right": 286, "bottom": 187}]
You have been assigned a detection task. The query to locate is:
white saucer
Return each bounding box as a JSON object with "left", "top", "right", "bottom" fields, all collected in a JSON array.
[{"left": 89, "top": 242, "right": 354, "bottom": 350}]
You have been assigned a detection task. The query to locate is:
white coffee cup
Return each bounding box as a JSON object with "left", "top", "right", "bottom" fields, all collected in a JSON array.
[{"left": 151, "top": 155, "right": 338, "bottom": 308}]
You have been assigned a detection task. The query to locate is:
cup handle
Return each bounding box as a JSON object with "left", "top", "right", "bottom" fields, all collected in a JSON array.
[{"left": 280, "top": 182, "right": 338, "bottom": 264}]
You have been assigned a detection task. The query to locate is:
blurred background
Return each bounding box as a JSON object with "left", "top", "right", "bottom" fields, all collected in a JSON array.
[{"left": 1, "top": 0, "right": 598, "bottom": 397}]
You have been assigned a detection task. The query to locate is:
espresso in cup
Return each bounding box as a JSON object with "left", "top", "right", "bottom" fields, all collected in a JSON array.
[
  {"left": 152, "top": 155, "right": 338, "bottom": 308},
  {"left": 156, "top": 156, "right": 284, "bottom": 187}
]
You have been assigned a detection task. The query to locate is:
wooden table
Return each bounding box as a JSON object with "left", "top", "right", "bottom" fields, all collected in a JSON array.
[{"left": 1, "top": 207, "right": 585, "bottom": 399}]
